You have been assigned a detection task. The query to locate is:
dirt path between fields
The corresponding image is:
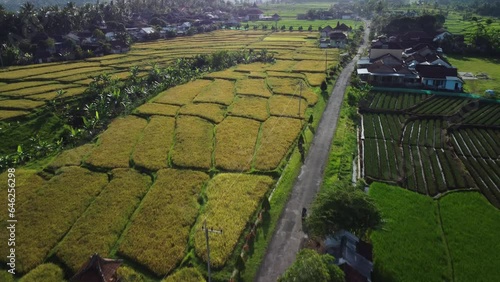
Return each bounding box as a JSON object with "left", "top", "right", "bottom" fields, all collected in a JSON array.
[{"left": 254, "top": 21, "right": 371, "bottom": 282}]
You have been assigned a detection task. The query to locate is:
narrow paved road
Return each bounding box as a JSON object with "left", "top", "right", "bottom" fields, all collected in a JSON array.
[{"left": 255, "top": 21, "right": 371, "bottom": 282}]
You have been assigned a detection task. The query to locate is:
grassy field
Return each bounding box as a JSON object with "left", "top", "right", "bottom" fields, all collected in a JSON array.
[
  {"left": 370, "top": 182, "right": 500, "bottom": 282},
  {"left": 446, "top": 55, "right": 500, "bottom": 95}
]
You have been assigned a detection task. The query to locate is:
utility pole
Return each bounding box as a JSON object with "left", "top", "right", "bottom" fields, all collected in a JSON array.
[
  {"left": 298, "top": 80, "right": 303, "bottom": 118},
  {"left": 203, "top": 219, "right": 222, "bottom": 282}
]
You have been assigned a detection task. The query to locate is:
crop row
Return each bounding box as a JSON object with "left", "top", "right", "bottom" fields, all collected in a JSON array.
[
  {"left": 410, "top": 96, "right": 470, "bottom": 115},
  {"left": 363, "top": 113, "right": 405, "bottom": 140},
  {"left": 450, "top": 128, "right": 500, "bottom": 159},
  {"left": 401, "top": 119, "right": 446, "bottom": 148},
  {"left": 0, "top": 166, "right": 108, "bottom": 273},
  {"left": 54, "top": 169, "right": 151, "bottom": 272},
  {"left": 402, "top": 146, "right": 471, "bottom": 195},
  {"left": 118, "top": 169, "right": 209, "bottom": 276},
  {"left": 368, "top": 92, "right": 427, "bottom": 110},
  {"left": 462, "top": 102, "right": 500, "bottom": 126},
  {"left": 179, "top": 103, "right": 226, "bottom": 123},
  {"left": 364, "top": 138, "right": 401, "bottom": 181},
  {"left": 153, "top": 79, "right": 213, "bottom": 106},
  {"left": 460, "top": 157, "right": 500, "bottom": 208},
  {"left": 194, "top": 173, "right": 274, "bottom": 268}
]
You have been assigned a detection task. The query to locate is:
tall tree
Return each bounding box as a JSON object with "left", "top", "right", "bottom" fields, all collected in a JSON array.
[
  {"left": 306, "top": 182, "right": 382, "bottom": 238},
  {"left": 278, "top": 249, "right": 344, "bottom": 282}
]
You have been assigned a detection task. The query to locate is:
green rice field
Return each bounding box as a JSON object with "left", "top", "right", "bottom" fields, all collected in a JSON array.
[{"left": 370, "top": 182, "right": 500, "bottom": 282}]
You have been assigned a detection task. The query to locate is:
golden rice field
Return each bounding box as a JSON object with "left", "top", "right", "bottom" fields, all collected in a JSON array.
[
  {"left": 193, "top": 173, "right": 275, "bottom": 268},
  {"left": 0, "top": 29, "right": 337, "bottom": 120},
  {"left": 132, "top": 116, "right": 175, "bottom": 171},
  {"left": 54, "top": 169, "right": 151, "bottom": 272},
  {"left": 228, "top": 95, "right": 269, "bottom": 121},
  {"left": 118, "top": 169, "right": 209, "bottom": 276},
  {"left": 171, "top": 115, "right": 214, "bottom": 169},
  {"left": 0, "top": 166, "right": 109, "bottom": 273},
  {"left": 2, "top": 26, "right": 344, "bottom": 280},
  {"left": 215, "top": 116, "right": 261, "bottom": 171},
  {"left": 254, "top": 117, "right": 304, "bottom": 171},
  {"left": 85, "top": 116, "right": 148, "bottom": 169}
]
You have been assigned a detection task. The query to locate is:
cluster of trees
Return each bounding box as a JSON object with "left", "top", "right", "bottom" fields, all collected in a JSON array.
[
  {"left": 279, "top": 181, "right": 382, "bottom": 281},
  {"left": 0, "top": 0, "right": 247, "bottom": 66}
]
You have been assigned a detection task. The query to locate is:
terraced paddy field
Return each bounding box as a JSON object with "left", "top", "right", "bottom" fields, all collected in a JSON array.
[
  {"left": 361, "top": 91, "right": 500, "bottom": 208},
  {"left": 0, "top": 27, "right": 341, "bottom": 281},
  {"left": 0, "top": 29, "right": 339, "bottom": 122}
]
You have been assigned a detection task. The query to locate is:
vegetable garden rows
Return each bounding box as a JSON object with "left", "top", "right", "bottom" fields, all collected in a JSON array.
[
  {"left": 0, "top": 29, "right": 337, "bottom": 280},
  {"left": 361, "top": 92, "right": 500, "bottom": 207}
]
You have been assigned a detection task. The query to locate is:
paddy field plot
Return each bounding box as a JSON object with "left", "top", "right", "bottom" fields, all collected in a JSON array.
[
  {"left": 132, "top": 116, "right": 175, "bottom": 171},
  {"left": 228, "top": 95, "right": 269, "bottom": 121},
  {"left": 178, "top": 102, "right": 226, "bottom": 123},
  {"left": 54, "top": 169, "right": 151, "bottom": 272},
  {"left": 215, "top": 116, "right": 261, "bottom": 171},
  {"left": 194, "top": 173, "right": 275, "bottom": 268},
  {"left": 85, "top": 116, "right": 148, "bottom": 169},
  {"left": 0, "top": 166, "right": 108, "bottom": 273},
  {"left": 118, "top": 169, "right": 209, "bottom": 276},
  {"left": 171, "top": 115, "right": 214, "bottom": 170}
]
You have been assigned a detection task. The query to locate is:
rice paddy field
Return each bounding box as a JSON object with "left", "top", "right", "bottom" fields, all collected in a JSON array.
[
  {"left": 370, "top": 182, "right": 500, "bottom": 282},
  {"left": 0, "top": 26, "right": 342, "bottom": 281},
  {"left": 0, "top": 28, "right": 337, "bottom": 121}
]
